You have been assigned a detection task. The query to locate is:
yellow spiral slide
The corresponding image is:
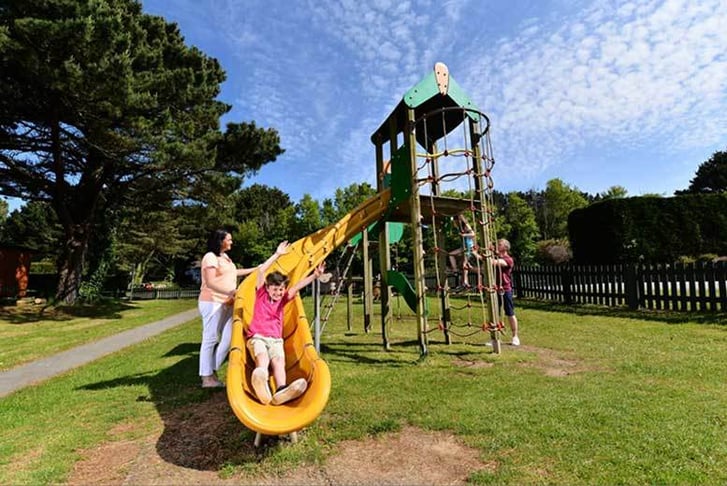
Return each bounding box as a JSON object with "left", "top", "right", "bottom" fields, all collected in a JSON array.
[{"left": 226, "top": 189, "right": 392, "bottom": 435}]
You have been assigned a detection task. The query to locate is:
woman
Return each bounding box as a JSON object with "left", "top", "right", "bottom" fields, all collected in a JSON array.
[{"left": 198, "top": 229, "right": 257, "bottom": 388}]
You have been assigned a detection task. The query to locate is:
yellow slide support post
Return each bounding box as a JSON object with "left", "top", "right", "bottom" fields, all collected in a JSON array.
[{"left": 227, "top": 189, "right": 392, "bottom": 436}]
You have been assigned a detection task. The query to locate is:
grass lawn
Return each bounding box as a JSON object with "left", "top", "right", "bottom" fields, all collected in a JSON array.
[
  {"left": 0, "top": 299, "right": 198, "bottom": 371},
  {"left": 0, "top": 295, "right": 725, "bottom": 484}
]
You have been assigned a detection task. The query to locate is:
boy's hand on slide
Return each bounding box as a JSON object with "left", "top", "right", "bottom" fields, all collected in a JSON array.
[{"left": 275, "top": 241, "right": 290, "bottom": 256}]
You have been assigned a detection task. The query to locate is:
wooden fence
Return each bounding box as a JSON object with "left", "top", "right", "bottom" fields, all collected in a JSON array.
[
  {"left": 125, "top": 288, "right": 200, "bottom": 300},
  {"left": 515, "top": 262, "right": 727, "bottom": 312}
]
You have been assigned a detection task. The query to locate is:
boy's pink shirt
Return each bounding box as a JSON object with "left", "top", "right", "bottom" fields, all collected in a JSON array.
[{"left": 247, "top": 285, "right": 293, "bottom": 338}]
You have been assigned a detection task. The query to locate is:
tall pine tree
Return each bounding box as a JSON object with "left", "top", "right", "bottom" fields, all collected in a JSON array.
[{"left": 0, "top": 0, "right": 283, "bottom": 302}]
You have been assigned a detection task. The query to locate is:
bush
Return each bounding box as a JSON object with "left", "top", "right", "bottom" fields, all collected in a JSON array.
[
  {"left": 676, "top": 255, "right": 696, "bottom": 264},
  {"left": 149, "top": 281, "right": 181, "bottom": 290},
  {"left": 29, "top": 258, "right": 56, "bottom": 274},
  {"left": 696, "top": 253, "right": 718, "bottom": 262},
  {"left": 535, "top": 239, "right": 572, "bottom": 265},
  {"left": 569, "top": 193, "right": 727, "bottom": 264}
]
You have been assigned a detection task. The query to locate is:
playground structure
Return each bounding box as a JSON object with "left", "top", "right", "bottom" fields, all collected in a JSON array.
[{"left": 228, "top": 62, "right": 503, "bottom": 440}]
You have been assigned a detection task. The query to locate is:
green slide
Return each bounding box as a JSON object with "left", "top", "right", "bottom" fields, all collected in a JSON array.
[{"left": 386, "top": 270, "right": 428, "bottom": 315}]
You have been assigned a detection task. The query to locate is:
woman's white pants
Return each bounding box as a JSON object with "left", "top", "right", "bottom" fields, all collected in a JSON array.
[{"left": 197, "top": 301, "right": 233, "bottom": 377}]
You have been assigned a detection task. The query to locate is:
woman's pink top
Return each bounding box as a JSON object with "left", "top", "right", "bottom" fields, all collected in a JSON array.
[{"left": 199, "top": 252, "right": 237, "bottom": 303}]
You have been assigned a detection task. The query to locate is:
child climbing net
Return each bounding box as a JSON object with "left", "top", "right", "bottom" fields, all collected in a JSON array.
[{"left": 412, "top": 106, "right": 505, "bottom": 345}]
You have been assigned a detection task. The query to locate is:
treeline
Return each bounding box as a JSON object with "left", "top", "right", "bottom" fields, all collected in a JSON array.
[
  {"left": 2, "top": 152, "right": 726, "bottom": 300},
  {"left": 0, "top": 176, "right": 639, "bottom": 292}
]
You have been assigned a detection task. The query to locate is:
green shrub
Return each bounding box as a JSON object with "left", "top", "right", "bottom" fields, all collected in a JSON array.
[
  {"left": 535, "top": 239, "right": 572, "bottom": 265},
  {"left": 569, "top": 193, "right": 727, "bottom": 264},
  {"left": 696, "top": 253, "right": 718, "bottom": 262}
]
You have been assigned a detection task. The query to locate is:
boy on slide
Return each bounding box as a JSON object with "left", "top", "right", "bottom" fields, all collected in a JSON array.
[{"left": 247, "top": 241, "right": 326, "bottom": 405}]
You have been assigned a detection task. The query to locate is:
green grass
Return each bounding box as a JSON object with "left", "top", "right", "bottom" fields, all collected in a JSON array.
[
  {"left": 0, "top": 299, "right": 197, "bottom": 370},
  {"left": 1, "top": 295, "right": 726, "bottom": 484}
]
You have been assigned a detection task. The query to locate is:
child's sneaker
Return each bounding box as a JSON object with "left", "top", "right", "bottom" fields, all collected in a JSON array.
[
  {"left": 511, "top": 336, "right": 520, "bottom": 346},
  {"left": 251, "top": 368, "right": 272, "bottom": 404},
  {"left": 271, "top": 378, "right": 308, "bottom": 405}
]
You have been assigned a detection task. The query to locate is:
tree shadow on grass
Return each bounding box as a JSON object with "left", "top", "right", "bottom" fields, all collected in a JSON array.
[
  {"left": 0, "top": 300, "right": 135, "bottom": 324},
  {"left": 79, "top": 342, "right": 274, "bottom": 472},
  {"left": 518, "top": 298, "right": 727, "bottom": 325}
]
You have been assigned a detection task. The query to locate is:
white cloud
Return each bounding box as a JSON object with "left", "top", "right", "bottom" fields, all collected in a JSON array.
[
  {"left": 144, "top": 0, "right": 727, "bottom": 201},
  {"left": 460, "top": 0, "right": 727, "bottom": 191}
]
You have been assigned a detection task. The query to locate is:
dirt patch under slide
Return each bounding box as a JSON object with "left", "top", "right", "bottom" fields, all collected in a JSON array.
[
  {"left": 67, "top": 395, "right": 494, "bottom": 486},
  {"left": 261, "top": 426, "right": 495, "bottom": 485}
]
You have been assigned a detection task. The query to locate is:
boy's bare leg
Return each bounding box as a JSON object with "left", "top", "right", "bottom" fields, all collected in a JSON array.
[
  {"left": 251, "top": 353, "right": 272, "bottom": 404},
  {"left": 254, "top": 353, "right": 270, "bottom": 370},
  {"left": 270, "top": 355, "right": 308, "bottom": 405},
  {"left": 270, "top": 356, "right": 286, "bottom": 390}
]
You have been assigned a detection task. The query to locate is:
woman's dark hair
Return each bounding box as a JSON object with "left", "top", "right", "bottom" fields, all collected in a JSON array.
[{"left": 207, "top": 229, "right": 229, "bottom": 256}]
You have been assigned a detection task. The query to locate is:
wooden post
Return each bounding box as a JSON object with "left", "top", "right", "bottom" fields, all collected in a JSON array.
[
  {"left": 407, "top": 108, "right": 428, "bottom": 356},
  {"left": 253, "top": 432, "right": 297, "bottom": 447},
  {"left": 362, "top": 229, "right": 372, "bottom": 333},
  {"left": 346, "top": 277, "right": 353, "bottom": 331},
  {"left": 128, "top": 266, "right": 136, "bottom": 302},
  {"left": 562, "top": 265, "right": 572, "bottom": 305},
  {"left": 470, "top": 118, "right": 500, "bottom": 353},
  {"left": 624, "top": 263, "right": 639, "bottom": 310},
  {"left": 378, "top": 126, "right": 396, "bottom": 351},
  {"left": 718, "top": 261, "right": 727, "bottom": 312},
  {"left": 313, "top": 278, "right": 321, "bottom": 352},
  {"left": 430, "top": 141, "right": 451, "bottom": 344}
]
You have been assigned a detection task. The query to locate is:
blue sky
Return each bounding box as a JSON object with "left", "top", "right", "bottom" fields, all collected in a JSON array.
[{"left": 5, "top": 0, "right": 727, "bottom": 212}]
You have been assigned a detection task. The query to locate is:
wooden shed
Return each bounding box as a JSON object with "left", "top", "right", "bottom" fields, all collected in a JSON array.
[{"left": 0, "top": 245, "right": 34, "bottom": 298}]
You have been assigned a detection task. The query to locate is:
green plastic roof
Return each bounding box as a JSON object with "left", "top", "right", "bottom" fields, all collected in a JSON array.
[{"left": 370, "top": 63, "right": 483, "bottom": 147}]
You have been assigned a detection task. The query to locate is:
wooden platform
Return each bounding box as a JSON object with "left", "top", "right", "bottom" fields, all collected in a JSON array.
[{"left": 387, "top": 195, "right": 480, "bottom": 222}]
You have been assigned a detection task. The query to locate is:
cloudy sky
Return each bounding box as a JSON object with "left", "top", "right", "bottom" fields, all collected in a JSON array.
[{"left": 139, "top": 0, "right": 726, "bottom": 203}]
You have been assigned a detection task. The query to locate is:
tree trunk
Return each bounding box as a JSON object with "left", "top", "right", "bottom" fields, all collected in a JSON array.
[
  {"left": 55, "top": 224, "right": 90, "bottom": 304},
  {"left": 49, "top": 112, "right": 105, "bottom": 305}
]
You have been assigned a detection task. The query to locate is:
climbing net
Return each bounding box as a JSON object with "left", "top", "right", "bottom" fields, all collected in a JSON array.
[
  {"left": 312, "top": 241, "right": 360, "bottom": 335},
  {"left": 413, "top": 107, "right": 504, "bottom": 340}
]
